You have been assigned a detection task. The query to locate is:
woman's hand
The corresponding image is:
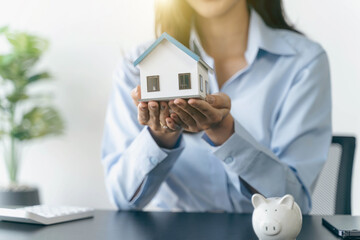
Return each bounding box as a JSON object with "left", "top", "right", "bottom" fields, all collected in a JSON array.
[
  {"left": 168, "top": 93, "right": 234, "bottom": 146},
  {"left": 131, "top": 86, "right": 182, "bottom": 149}
]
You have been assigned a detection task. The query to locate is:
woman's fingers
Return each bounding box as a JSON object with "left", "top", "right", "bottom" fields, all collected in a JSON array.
[
  {"left": 169, "top": 100, "right": 196, "bottom": 130},
  {"left": 159, "top": 101, "right": 170, "bottom": 129},
  {"left": 188, "top": 99, "right": 223, "bottom": 123},
  {"left": 174, "top": 98, "right": 206, "bottom": 124},
  {"left": 165, "top": 116, "right": 181, "bottom": 131},
  {"left": 148, "top": 101, "right": 161, "bottom": 130},
  {"left": 131, "top": 85, "right": 141, "bottom": 106},
  {"left": 134, "top": 91, "right": 231, "bottom": 133},
  {"left": 205, "top": 94, "right": 231, "bottom": 122},
  {"left": 205, "top": 93, "right": 231, "bottom": 110},
  {"left": 170, "top": 113, "right": 187, "bottom": 129},
  {"left": 138, "top": 102, "right": 149, "bottom": 125},
  {"left": 137, "top": 94, "right": 230, "bottom": 133}
]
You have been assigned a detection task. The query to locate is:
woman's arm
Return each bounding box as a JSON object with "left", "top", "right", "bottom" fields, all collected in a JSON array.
[
  {"left": 101, "top": 57, "right": 185, "bottom": 210},
  {"left": 218, "top": 51, "right": 331, "bottom": 213}
]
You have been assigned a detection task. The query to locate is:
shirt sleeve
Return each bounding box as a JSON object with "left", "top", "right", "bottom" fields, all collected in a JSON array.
[
  {"left": 204, "top": 50, "right": 332, "bottom": 213},
  {"left": 101, "top": 56, "right": 185, "bottom": 210}
]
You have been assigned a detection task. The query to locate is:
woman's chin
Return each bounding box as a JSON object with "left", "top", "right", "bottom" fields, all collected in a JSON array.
[{"left": 188, "top": 0, "right": 244, "bottom": 19}]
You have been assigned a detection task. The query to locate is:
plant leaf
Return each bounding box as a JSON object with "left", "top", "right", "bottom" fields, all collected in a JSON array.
[
  {"left": 28, "top": 72, "right": 51, "bottom": 83},
  {"left": 11, "top": 106, "right": 64, "bottom": 141},
  {"left": 0, "top": 54, "right": 15, "bottom": 67},
  {"left": 0, "top": 54, "right": 28, "bottom": 85},
  {"left": 2, "top": 31, "right": 48, "bottom": 75},
  {"left": 6, "top": 90, "right": 28, "bottom": 103},
  {"left": 6, "top": 32, "right": 48, "bottom": 56},
  {"left": 0, "top": 26, "right": 8, "bottom": 34}
]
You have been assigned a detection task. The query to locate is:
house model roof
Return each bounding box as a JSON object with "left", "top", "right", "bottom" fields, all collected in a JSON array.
[{"left": 133, "top": 32, "right": 212, "bottom": 71}]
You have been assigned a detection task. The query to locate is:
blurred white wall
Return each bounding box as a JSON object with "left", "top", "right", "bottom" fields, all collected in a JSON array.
[{"left": 0, "top": 0, "right": 359, "bottom": 213}]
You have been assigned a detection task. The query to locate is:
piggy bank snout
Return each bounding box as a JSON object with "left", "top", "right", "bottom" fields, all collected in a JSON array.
[{"left": 260, "top": 220, "right": 281, "bottom": 236}]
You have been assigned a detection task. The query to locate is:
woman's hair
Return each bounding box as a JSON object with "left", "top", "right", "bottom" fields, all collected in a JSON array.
[{"left": 155, "top": 0, "right": 298, "bottom": 48}]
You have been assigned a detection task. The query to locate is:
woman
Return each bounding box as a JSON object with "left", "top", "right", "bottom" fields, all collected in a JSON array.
[{"left": 102, "top": 0, "right": 332, "bottom": 213}]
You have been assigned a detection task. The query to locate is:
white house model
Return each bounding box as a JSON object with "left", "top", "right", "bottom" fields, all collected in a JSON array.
[{"left": 133, "top": 32, "right": 213, "bottom": 102}]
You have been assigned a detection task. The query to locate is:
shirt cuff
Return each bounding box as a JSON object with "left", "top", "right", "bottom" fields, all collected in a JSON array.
[
  {"left": 208, "top": 119, "right": 290, "bottom": 199},
  {"left": 122, "top": 126, "right": 185, "bottom": 201},
  {"left": 202, "top": 133, "right": 217, "bottom": 146},
  {"left": 211, "top": 119, "right": 278, "bottom": 174}
]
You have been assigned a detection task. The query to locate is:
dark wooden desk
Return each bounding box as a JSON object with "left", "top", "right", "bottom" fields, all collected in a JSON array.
[{"left": 0, "top": 210, "right": 347, "bottom": 240}]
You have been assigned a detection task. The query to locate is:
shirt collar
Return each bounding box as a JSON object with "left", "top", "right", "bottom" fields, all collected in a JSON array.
[{"left": 190, "top": 9, "right": 296, "bottom": 68}]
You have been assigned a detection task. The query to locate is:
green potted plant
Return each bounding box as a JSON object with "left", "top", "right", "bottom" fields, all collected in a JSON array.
[{"left": 0, "top": 26, "right": 64, "bottom": 206}]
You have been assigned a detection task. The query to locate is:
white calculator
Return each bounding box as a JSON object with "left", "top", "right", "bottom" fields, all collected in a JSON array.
[{"left": 0, "top": 205, "right": 94, "bottom": 225}]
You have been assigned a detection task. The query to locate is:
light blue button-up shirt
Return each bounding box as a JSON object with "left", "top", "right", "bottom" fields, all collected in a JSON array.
[{"left": 101, "top": 10, "right": 332, "bottom": 213}]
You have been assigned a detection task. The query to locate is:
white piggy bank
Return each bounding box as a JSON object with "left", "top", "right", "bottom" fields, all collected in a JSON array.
[{"left": 251, "top": 194, "right": 302, "bottom": 240}]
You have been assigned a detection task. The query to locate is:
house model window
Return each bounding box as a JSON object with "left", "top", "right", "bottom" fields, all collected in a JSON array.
[
  {"left": 147, "top": 75, "right": 160, "bottom": 92},
  {"left": 199, "top": 74, "right": 203, "bottom": 92},
  {"left": 178, "top": 73, "right": 191, "bottom": 90}
]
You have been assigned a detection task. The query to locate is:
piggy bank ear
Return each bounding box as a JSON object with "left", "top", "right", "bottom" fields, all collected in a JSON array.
[
  {"left": 252, "top": 194, "right": 267, "bottom": 209},
  {"left": 279, "top": 194, "right": 294, "bottom": 209}
]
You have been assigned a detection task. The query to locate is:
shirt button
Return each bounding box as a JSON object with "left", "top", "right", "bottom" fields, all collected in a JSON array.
[
  {"left": 224, "top": 157, "right": 234, "bottom": 164},
  {"left": 150, "top": 157, "right": 158, "bottom": 165}
]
